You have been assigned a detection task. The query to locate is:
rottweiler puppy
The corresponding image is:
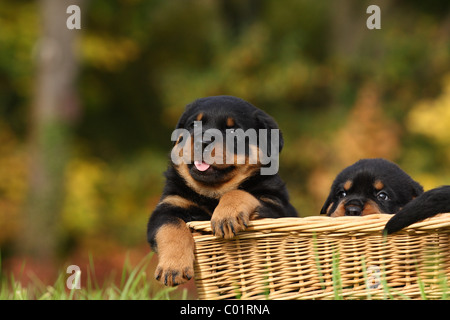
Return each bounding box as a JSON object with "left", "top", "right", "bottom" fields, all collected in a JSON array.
[
  {"left": 321, "top": 158, "right": 450, "bottom": 234},
  {"left": 147, "top": 95, "right": 297, "bottom": 286},
  {"left": 320, "top": 158, "right": 424, "bottom": 217},
  {"left": 384, "top": 185, "right": 450, "bottom": 234}
]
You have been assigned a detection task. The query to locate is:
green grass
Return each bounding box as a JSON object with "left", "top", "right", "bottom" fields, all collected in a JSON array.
[
  {"left": 2, "top": 250, "right": 449, "bottom": 300},
  {"left": 0, "top": 253, "right": 188, "bottom": 300}
]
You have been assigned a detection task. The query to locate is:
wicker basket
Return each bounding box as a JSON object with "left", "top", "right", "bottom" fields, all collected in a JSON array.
[{"left": 187, "top": 213, "right": 450, "bottom": 300}]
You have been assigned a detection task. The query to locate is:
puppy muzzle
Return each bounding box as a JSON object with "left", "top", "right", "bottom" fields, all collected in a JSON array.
[
  {"left": 194, "top": 139, "right": 210, "bottom": 154},
  {"left": 344, "top": 199, "right": 364, "bottom": 216}
]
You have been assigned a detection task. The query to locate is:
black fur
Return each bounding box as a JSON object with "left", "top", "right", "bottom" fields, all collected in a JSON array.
[
  {"left": 384, "top": 185, "right": 450, "bottom": 234},
  {"left": 321, "top": 158, "right": 423, "bottom": 217},
  {"left": 147, "top": 95, "right": 297, "bottom": 285}
]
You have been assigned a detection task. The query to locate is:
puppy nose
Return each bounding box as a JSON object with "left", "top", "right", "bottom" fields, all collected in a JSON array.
[
  {"left": 345, "top": 205, "right": 362, "bottom": 216},
  {"left": 344, "top": 199, "right": 364, "bottom": 216},
  {"left": 194, "top": 140, "right": 209, "bottom": 153}
]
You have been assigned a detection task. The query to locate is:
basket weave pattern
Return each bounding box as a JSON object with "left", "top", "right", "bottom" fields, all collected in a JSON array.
[{"left": 188, "top": 214, "right": 450, "bottom": 300}]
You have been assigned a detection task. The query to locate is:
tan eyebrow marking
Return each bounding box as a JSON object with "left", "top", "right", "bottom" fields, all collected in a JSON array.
[
  {"left": 344, "top": 180, "right": 353, "bottom": 191},
  {"left": 374, "top": 180, "right": 384, "bottom": 191}
]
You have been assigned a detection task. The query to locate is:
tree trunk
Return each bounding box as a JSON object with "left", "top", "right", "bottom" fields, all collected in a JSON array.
[{"left": 23, "top": 0, "right": 81, "bottom": 261}]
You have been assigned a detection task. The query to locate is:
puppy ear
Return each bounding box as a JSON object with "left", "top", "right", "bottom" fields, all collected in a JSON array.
[
  {"left": 320, "top": 194, "right": 335, "bottom": 215},
  {"left": 175, "top": 103, "right": 195, "bottom": 129},
  {"left": 172, "top": 102, "right": 197, "bottom": 147},
  {"left": 410, "top": 180, "right": 424, "bottom": 198},
  {"left": 254, "top": 109, "right": 284, "bottom": 154}
]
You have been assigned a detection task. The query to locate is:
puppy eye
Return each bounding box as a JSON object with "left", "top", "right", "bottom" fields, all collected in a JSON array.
[
  {"left": 337, "top": 191, "right": 347, "bottom": 199},
  {"left": 377, "top": 192, "right": 389, "bottom": 201}
]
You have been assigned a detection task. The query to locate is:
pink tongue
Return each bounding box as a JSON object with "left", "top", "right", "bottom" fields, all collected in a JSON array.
[{"left": 194, "top": 160, "right": 210, "bottom": 172}]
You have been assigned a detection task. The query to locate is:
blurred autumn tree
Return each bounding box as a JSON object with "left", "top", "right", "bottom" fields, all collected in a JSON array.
[
  {"left": 22, "top": 0, "right": 83, "bottom": 262},
  {"left": 0, "top": 0, "right": 450, "bottom": 263}
]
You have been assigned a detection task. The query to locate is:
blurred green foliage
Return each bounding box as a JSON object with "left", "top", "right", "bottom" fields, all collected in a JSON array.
[{"left": 1, "top": 0, "right": 450, "bottom": 258}]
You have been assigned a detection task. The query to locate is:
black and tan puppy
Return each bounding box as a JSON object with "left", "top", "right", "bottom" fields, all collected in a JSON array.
[
  {"left": 147, "top": 95, "right": 297, "bottom": 286},
  {"left": 384, "top": 185, "right": 450, "bottom": 234},
  {"left": 320, "top": 158, "right": 424, "bottom": 217},
  {"left": 321, "top": 158, "right": 450, "bottom": 234}
]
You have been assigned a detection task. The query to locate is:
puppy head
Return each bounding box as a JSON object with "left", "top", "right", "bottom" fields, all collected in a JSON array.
[
  {"left": 171, "top": 95, "right": 282, "bottom": 197},
  {"left": 321, "top": 158, "right": 423, "bottom": 217}
]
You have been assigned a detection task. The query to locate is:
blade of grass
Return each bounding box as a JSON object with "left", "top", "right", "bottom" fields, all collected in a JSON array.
[
  {"left": 120, "top": 252, "right": 131, "bottom": 289},
  {"left": 417, "top": 277, "right": 427, "bottom": 300},
  {"left": 438, "top": 273, "right": 448, "bottom": 299},
  {"left": 332, "top": 248, "right": 342, "bottom": 300},
  {"left": 380, "top": 234, "right": 394, "bottom": 300},
  {"left": 68, "top": 269, "right": 81, "bottom": 300},
  {"left": 312, "top": 233, "right": 326, "bottom": 290},
  {"left": 119, "top": 252, "right": 152, "bottom": 300},
  {"left": 11, "top": 260, "right": 27, "bottom": 300},
  {"left": 360, "top": 257, "right": 372, "bottom": 300},
  {"left": 88, "top": 252, "right": 100, "bottom": 291}
]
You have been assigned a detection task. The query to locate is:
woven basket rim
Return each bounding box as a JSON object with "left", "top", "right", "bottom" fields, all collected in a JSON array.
[{"left": 187, "top": 213, "right": 450, "bottom": 234}]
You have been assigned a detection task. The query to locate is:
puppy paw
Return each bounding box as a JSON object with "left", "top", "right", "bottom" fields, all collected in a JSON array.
[
  {"left": 154, "top": 259, "right": 194, "bottom": 286},
  {"left": 154, "top": 221, "right": 195, "bottom": 286},
  {"left": 211, "top": 207, "right": 250, "bottom": 239},
  {"left": 211, "top": 190, "right": 260, "bottom": 239}
]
